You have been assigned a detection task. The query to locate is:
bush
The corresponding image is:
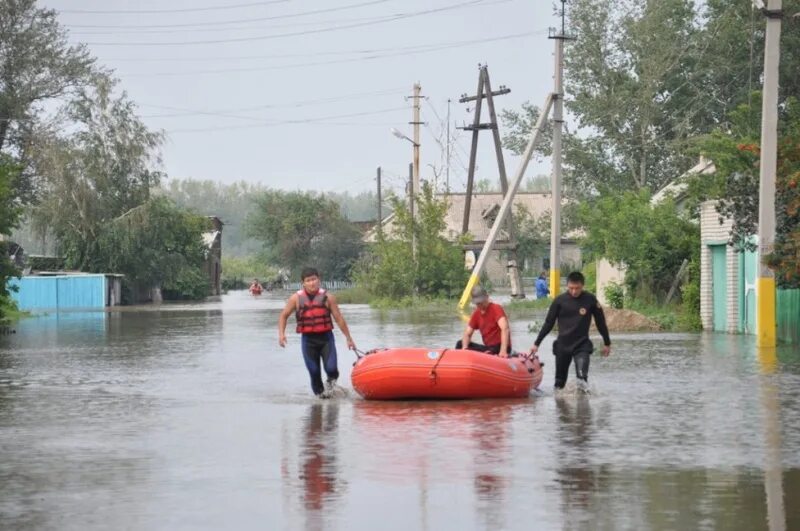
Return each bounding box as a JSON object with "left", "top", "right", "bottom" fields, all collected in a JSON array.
[
  {"left": 162, "top": 266, "right": 210, "bottom": 300},
  {"left": 604, "top": 281, "right": 625, "bottom": 309},
  {"left": 356, "top": 183, "right": 469, "bottom": 299}
]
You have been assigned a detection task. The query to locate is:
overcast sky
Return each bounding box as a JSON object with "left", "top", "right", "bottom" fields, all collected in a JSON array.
[{"left": 42, "top": 0, "right": 563, "bottom": 195}]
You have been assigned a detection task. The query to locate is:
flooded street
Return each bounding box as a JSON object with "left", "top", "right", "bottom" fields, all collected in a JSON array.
[{"left": 1, "top": 291, "right": 799, "bottom": 530}]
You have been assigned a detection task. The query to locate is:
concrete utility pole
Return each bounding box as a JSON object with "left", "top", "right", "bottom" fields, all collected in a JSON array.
[
  {"left": 376, "top": 166, "right": 382, "bottom": 236},
  {"left": 446, "top": 98, "right": 451, "bottom": 194},
  {"left": 548, "top": 0, "right": 574, "bottom": 298},
  {"left": 409, "top": 162, "right": 417, "bottom": 261},
  {"left": 411, "top": 83, "right": 422, "bottom": 197},
  {"left": 756, "top": 0, "right": 782, "bottom": 348}
]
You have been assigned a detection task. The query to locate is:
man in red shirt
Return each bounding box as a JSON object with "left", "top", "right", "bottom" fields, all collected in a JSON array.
[{"left": 455, "top": 285, "right": 511, "bottom": 357}]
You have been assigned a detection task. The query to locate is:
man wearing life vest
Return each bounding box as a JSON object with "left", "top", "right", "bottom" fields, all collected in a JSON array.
[
  {"left": 278, "top": 267, "right": 357, "bottom": 398},
  {"left": 456, "top": 285, "right": 511, "bottom": 357},
  {"left": 249, "top": 278, "right": 263, "bottom": 295}
]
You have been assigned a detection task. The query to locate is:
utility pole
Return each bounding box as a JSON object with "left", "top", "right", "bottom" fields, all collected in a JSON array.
[
  {"left": 458, "top": 95, "right": 555, "bottom": 311},
  {"left": 446, "top": 98, "right": 451, "bottom": 194},
  {"left": 548, "top": 0, "right": 574, "bottom": 298},
  {"left": 757, "top": 0, "right": 782, "bottom": 348},
  {"left": 459, "top": 65, "right": 524, "bottom": 298},
  {"left": 409, "top": 162, "right": 417, "bottom": 261},
  {"left": 411, "top": 83, "right": 423, "bottom": 197},
  {"left": 376, "top": 166, "right": 382, "bottom": 236}
]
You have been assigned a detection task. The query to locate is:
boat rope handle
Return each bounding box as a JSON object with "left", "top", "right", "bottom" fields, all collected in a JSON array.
[{"left": 429, "top": 349, "right": 448, "bottom": 383}]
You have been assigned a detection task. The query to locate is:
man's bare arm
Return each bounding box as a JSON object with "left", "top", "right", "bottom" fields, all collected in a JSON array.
[
  {"left": 498, "top": 316, "right": 510, "bottom": 358},
  {"left": 278, "top": 294, "right": 297, "bottom": 347},
  {"left": 327, "top": 294, "right": 356, "bottom": 350}
]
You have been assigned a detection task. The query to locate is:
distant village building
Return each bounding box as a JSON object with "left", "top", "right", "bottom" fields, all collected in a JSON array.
[
  {"left": 203, "top": 216, "right": 223, "bottom": 296},
  {"left": 365, "top": 192, "right": 581, "bottom": 287}
]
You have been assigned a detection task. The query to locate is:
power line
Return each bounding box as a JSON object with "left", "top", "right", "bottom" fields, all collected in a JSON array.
[
  {"left": 68, "top": 14, "right": 387, "bottom": 36},
  {"left": 99, "top": 29, "right": 541, "bottom": 63},
  {"left": 62, "top": 0, "right": 390, "bottom": 28},
  {"left": 138, "top": 87, "right": 407, "bottom": 119},
  {"left": 121, "top": 31, "right": 541, "bottom": 77},
  {"left": 165, "top": 105, "right": 410, "bottom": 133},
  {"left": 58, "top": 0, "right": 293, "bottom": 15},
  {"left": 79, "top": 0, "right": 505, "bottom": 46}
]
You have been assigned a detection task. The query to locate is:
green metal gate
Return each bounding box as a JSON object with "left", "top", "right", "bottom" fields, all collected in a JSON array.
[
  {"left": 738, "top": 247, "right": 757, "bottom": 334},
  {"left": 711, "top": 245, "right": 728, "bottom": 332}
]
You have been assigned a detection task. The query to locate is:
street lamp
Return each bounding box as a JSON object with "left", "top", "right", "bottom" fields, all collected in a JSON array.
[{"left": 390, "top": 127, "right": 419, "bottom": 147}]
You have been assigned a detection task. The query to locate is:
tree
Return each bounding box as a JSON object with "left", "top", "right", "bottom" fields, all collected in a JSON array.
[
  {"left": 502, "top": 0, "right": 800, "bottom": 197},
  {"left": 96, "top": 197, "right": 210, "bottom": 300},
  {"left": 29, "top": 76, "right": 164, "bottom": 269},
  {"left": 511, "top": 204, "right": 550, "bottom": 273},
  {"left": 577, "top": 190, "right": 699, "bottom": 299},
  {"left": 0, "top": 155, "right": 23, "bottom": 319},
  {"left": 161, "top": 179, "right": 265, "bottom": 257},
  {"left": 356, "top": 183, "right": 469, "bottom": 299},
  {"left": 247, "top": 190, "right": 363, "bottom": 279},
  {"left": 0, "top": 0, "right": 96, "bottom": 198}
]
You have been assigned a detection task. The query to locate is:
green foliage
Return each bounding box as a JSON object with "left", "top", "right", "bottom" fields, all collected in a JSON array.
[
  {"left": 160, "top": 179, "right": 265, "bottom": 257},
  {"left": 604, "top": 281, "right": 625, "bottom": 309},
  {"left": 512, "top": 204, "right": 550, "bottom": 273},
  {"left": 331, "top": 286, "right": 374, "bottom": 305},
  {"left": 95, "top": 197, "right": 210, "bottom": 300},
  {"left": 221, "top": 255, "right": 280, "bottom": 291},
  {"left": 247, "top": 189, "right": 364, "bottom": 279},
  {"left": 581, "top": 260, "right": 597, "bottom": 294},
  {"left": 0, "top": 156, "right": 23, "bottom": 320},
  {"left": 162, "top": 266, "right": 209, "bottom": 301},
  {"left": 0, "top": 1, "right": 96, "bottom": 169},
  {"left": 30, "top": 76, "right": 164, "bottom": 271},
  {"left": 502, "top": 0, "right": 800, "bottom": 198},
  {"left": 356, "top": 183, "right": 469, "bottom": 299},
  {"left": 678, "top": 259, "right": 702, "bottom": 331},
  {"left": 577, "top": 190, "right": 699, "bottom": 299}
]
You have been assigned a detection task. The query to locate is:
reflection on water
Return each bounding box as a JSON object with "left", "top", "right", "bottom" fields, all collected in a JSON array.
[{"left": 0, "top": 291, "right": 798, "bottom": 530}]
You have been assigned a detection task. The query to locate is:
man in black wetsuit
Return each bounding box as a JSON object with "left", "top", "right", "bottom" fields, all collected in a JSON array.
[{"left": 530, "top": 271, "right": 611, "bottom": 392}]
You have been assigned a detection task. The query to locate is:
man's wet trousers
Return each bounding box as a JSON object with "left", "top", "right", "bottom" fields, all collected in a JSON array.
[{"left": 553, "top": 342, "right": 591, "bottom": 389}]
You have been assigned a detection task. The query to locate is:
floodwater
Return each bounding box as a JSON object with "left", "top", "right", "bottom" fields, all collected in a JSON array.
[{"left": 1, "top": 291, "right": 799, "bottom": 531}]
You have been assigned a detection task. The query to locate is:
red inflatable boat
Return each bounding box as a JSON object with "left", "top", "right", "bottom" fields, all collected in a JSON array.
[{"left": 351, "top": 348, "right": 543, "bottom": 400}]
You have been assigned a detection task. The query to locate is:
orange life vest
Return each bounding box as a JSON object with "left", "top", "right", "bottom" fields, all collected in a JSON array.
[{"left": 295, "top": 289, "right": 333, "bottom": 334}]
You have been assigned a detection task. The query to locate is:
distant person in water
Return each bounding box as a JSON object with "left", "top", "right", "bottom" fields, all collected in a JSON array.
[
  {"left": 535, "top": 272, "right": 549, "bottom": 299},
  {"left": 530, "top": 271, "right": 611, "bottom": 392},
  {"left": 249, "top": 278, "right": 263, "bottom": 295},
  {"left": 456, "top": 285, "right": 511, "bottom": 357},
  {"left": 278, "top": 268, "right": 356, "bottom": 399}
]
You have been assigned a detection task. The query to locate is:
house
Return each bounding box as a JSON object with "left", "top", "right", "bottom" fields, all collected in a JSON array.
[
  {"left": 700, "top": 203, "right": 800, "bottom": 343},
  {"left": 365, "top": 192, "right": 582, "bottom": 287},
  {"left": 203, "top": 216, "right": 223, "bottom": 296}
]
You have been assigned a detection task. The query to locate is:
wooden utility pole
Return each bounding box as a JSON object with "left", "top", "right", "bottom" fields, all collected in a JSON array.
[{"left": 458, "top": 65, "right": 524, "bottom": 298}]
